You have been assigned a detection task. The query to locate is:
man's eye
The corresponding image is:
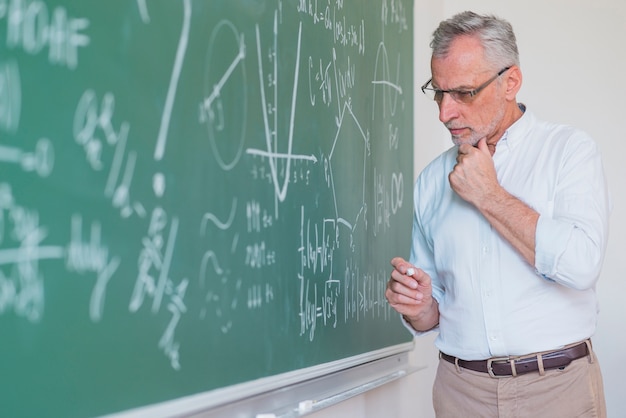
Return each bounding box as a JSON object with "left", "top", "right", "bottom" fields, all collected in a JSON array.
[{"left": 451, "top": 90, "right": 473, "bottom": 103}]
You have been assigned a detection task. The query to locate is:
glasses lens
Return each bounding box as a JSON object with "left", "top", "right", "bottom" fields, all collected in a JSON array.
[
  {"left": 424, "top": 88, "right": 442, "bottom": 102},
  {"left": 451, "top": 91, "right": 472, "bottom": 104},
  {"left": 423, "top": 84, "right": 472, "bottom": 104}
]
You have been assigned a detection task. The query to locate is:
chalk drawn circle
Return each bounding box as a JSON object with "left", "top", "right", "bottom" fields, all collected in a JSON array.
[{"left": 204, "top": 21, "right": 247, "bottom": 171}]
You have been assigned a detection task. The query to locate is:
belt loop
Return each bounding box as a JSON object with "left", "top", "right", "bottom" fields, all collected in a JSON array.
[
  {"left": 585, "top": 339, "right": 594, "bottom": 364},
  {"left": 509, "top": 359, "right": 518, "bottom": 377},
  {"left": 536, "top": 354, "right": 546, "bottom": 376},
  {"left": 454, "top": 357, "right": 462, "bottom": 373}
]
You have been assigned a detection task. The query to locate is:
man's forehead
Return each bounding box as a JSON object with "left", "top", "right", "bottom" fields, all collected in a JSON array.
[
  {"left": 431, "top": 64, "right": 489, "bottom": 89},
  {"left": 431, "top": 38, "right": 490, "bottom": 88}
]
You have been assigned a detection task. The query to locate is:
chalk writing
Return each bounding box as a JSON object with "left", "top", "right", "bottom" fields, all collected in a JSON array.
[
  {"left": 66, "top": 214, "right": 121, "bottom": 322},
  {"left": 1, "top": 0, "right": 412, "bottom": 392},
  {"left": 129, "top": 207, "right": 186, "bottom": 368},
  {"left": 0, "top": 0, "right": 89, "bottom": 70},
  {"left": 153, "top": 0, "right": 190, "bottom": 161},
  {"left": 0, "top": 183, "right": 63, "bottom": 322},
  {"left": 0, "top": 137, "right": 54, "bottom": 177},
  {"left": 72, "top": 89, "right": 145, "bottom": 219},
  {"left": 0, "top": 59, "right": 20, "bottom": 133},
  {"left": 298, "top": 0, "right": 365, "bottom": 54},
  {"left": 199, "top": 19, "right": 247, "bottom": 171}
]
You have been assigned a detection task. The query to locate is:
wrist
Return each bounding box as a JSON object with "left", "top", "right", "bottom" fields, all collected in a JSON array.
[{"left": 402, "top": 298, "right": 439, "bottom": 332}]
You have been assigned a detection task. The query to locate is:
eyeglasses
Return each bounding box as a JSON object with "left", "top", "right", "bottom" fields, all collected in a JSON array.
[{"left": 421, "top": 66, "right": 511, "bottom": 104}]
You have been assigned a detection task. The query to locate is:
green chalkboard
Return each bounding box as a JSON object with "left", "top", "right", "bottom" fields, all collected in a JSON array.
[{"left": 0, "top": 1, "right": 414, "bottom": 416}]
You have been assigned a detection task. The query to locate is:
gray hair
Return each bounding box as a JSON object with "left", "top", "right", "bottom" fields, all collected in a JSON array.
[{"left": 430, "top": 11, "right": 520, "bottom": 70}]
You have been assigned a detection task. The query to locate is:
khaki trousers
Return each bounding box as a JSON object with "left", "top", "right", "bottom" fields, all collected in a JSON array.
[{"left": 433, "top": 348, "right": 606, "bottom": 417}]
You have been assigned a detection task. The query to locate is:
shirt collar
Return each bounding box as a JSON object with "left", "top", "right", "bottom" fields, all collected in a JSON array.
[{"left": 497, "top": 103, "right": 531, "bottom": 151}]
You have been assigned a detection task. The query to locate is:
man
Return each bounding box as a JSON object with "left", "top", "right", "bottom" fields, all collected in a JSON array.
[{"left": 385, "top": 11, "right": 610, "bottom": 417}]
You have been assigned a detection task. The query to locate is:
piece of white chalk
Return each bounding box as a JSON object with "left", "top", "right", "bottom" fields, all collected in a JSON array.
[
  {"left": 299, "top": 400, "right": 314, "bottom": 413},
  {"left": 406, "top": 268, "right": 415, "bottom": 276}
]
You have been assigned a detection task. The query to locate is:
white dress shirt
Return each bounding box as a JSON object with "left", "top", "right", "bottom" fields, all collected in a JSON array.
[{"left": 406, "top": 107, "right": 611, "bottom": 360}]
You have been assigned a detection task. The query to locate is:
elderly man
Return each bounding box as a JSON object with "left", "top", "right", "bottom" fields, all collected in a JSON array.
[{"left": 385, "top": 11, "right": 610, "bottom": 417}]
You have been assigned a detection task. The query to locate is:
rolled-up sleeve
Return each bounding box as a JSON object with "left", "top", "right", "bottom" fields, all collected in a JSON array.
[{"left": 534, "top": 135, "right": 611, "bottom": 290}]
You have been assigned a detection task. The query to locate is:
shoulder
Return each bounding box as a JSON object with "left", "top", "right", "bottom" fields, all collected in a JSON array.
[
  {"left": 526, "top": 109, "right": 596, "bottom": 146},
  {"left": 518, "top": 109, "right": 600, "bottom": 160},
  {"left": 417, "top": 146, "right": 457, "bottom": 184},
  {"left": 522, "top": 111, "right": 606, "bottom": 180}
]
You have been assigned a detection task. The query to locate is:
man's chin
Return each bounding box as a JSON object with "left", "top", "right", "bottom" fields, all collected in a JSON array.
[{"left": 451, "top": 136, "right": 479, "bottom": 147}]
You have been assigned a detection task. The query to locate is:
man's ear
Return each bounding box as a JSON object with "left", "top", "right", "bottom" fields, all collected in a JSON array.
[{"left": 505, "top": 65, "right": 523, "bottom": 100}]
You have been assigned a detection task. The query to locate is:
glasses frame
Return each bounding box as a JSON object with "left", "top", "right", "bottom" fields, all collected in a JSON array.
[{"left": 421, "top": 66, "right": 512, "bottom": 104}]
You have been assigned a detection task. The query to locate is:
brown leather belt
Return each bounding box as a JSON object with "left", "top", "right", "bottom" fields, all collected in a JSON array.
[{"left": 440, "top": 340, "right": 590, "bottom": 378}]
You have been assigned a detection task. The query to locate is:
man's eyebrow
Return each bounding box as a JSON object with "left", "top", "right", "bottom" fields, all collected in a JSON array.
[{"left": 431, "top": 80, "right": 475, "bottom": 91}]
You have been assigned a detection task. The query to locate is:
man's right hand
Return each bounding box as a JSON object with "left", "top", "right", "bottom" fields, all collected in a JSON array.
[{"left": 385, "top": 257, "right": 440, "bottom": 332}]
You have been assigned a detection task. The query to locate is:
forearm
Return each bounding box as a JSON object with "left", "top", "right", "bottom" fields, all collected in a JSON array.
[{"left": 478, "top": 187, "right": 539, "bottom": 266}]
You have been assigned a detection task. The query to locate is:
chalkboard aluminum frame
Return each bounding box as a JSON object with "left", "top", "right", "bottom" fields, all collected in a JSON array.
[{"left": 107, "top": 341, "right": 415, "bottom": 417}]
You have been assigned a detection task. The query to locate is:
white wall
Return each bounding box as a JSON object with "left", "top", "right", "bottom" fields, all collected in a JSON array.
[{"left": 310, "top": 1, "right": 626, "bottom": 417}]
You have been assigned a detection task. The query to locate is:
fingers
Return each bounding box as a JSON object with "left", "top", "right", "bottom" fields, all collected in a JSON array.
[
  {"left": 389, "top": 257, "right": 418, "bottom": 288},
  {"left": 451, "top": 136, "right": 496, "bottom": 203},
  {"left": 459, "top": 145, "right": 469, "bottom": 156},
  {"left": 386, "top": 258, "right": 435, "bottom": 323},
  {"left": 456, "top": 144, "right": 471, "bottom": 162},
  {"left": 387, "top": 258, "right": 429, "bottom": 302},
  {"left": 457, "top": 138, "right": 487, "bottom": 160},
  {"left": 390, "top": 256, "right": 409, "bottom": 271}
]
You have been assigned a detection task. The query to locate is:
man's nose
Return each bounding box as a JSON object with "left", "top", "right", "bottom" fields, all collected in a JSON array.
[{"left": 438, "top": 93, "right": 459, "bottom": 124}]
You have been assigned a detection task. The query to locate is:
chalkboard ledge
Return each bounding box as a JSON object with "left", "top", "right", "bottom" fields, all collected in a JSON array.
[{"left": 107, "top": 342, "right": 417, "bottom": 417}]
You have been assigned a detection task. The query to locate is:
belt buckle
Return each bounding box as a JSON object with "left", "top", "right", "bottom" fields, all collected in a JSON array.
[{"left": 487, "top": 356, "right": 512, "bottom": 378}]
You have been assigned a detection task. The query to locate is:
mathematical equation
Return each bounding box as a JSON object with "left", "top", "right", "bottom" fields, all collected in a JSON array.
[{"left": 0, "top": 0, "right": 411, "bottom": 373}]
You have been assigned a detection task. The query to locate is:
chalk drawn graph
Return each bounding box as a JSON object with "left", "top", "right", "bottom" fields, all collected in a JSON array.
[{"left": 250, "top": 13, "right": 316, "bottom": 205}]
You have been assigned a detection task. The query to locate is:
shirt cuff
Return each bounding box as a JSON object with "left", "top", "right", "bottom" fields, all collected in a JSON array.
[
  {"left": 535, "top": 214, "right": 574, "bottom": 278},
  {"left": 400, "top": 313, "right": 439, "bottom": 337}
]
